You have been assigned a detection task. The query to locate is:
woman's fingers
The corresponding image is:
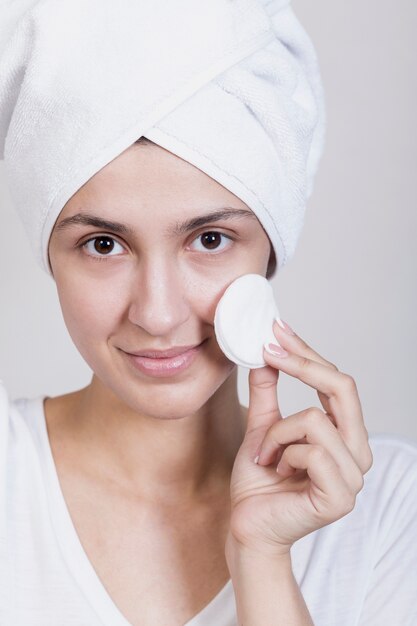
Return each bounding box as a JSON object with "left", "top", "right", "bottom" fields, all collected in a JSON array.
[
  {"left": 245, "top": 319, "right": 337, "bottom": 434},
  {"left": 246, "top": 365, "right": 282, "bottom": 432},
  {"left": 272, "top": 320, "right": 340, "bottom": 423},
  {"left": 263, "top": 325, "right": 372, "bottom": 473},
  {"left": 257, "top": 407, "right": 365, "bottom": 494},
  {"left": 273, "top": 319, "right": 339, "bottom": 370},
  {"left": 274, "top": 443, "right": 358, "bottom": 521}
]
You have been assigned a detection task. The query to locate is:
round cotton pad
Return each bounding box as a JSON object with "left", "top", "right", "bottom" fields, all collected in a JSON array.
[{"left": 214, "top": 273, "right": 281, "bottom": 369}]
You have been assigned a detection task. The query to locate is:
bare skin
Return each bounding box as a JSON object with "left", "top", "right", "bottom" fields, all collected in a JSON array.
[
  {"left": 44, "top": 390, "right": 248, "bottom": 625},
  {"left": 46, "top": 140, "right": 272, "bottom": 624}
]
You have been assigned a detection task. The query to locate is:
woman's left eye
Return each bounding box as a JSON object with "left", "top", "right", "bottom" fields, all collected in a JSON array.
[{"left": 189, "top": 231, "right": 234, "bottom": 254}]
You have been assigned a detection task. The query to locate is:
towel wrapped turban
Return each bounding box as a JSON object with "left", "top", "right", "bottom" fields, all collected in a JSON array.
[{"left": 0, "top": 0, "right": 326, "bottom": 277}]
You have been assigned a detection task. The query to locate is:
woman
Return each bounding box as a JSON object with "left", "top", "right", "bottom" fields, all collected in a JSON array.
[{"left": 1, "top": 1, "right": 416, "bottom": 625}]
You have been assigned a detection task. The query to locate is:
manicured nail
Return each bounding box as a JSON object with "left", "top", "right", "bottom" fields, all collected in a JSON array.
[
  {"left": 275, "top": 317, "right": 295, "bottom": 335},
  {"left": 264, "top": 343, "right": 289, "bottom": 358},
  {"left": 276, "top": 462, "right": 286, "bottom": 475}
]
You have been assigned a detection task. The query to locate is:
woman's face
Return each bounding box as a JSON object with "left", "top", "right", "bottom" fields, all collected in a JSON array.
[{"left": 48, "top": 142, "right": 273, "bottom": 418}]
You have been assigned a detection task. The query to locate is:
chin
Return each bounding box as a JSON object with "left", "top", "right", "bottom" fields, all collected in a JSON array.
[{"left": 103, "top": 362, "right": 235, "bottom": 420}]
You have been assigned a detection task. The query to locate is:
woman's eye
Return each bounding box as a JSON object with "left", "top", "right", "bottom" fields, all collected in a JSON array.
[
  {"left": 81, "top": 236, "right": 125, "bottom": 259},
  {"left": 79, "top": 230, "right": 234, "bottom": 261},
  {"left": 189, "top": 231, "right": 233, "bottom": 254}
]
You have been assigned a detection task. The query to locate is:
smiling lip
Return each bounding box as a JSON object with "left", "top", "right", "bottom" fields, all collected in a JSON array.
[
  {"left": 125, "top": 343, "right": 203, "bottom": 359},
  {"left": 121, "top": 339, "right": 207, "bottom": 378}
]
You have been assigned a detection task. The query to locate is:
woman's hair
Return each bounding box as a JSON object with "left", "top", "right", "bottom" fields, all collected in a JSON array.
[
  {"left": 134, "top": 137, "right": 277, "bottom": 278},
  {"left": 135, "top": 137, "right": 155, "bottom": 146}
]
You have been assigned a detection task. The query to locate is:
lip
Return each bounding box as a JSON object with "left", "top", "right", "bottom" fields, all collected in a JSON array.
[
  {"left": 125, "top": 343, "right": 203, "bottom": 358},
  {"left": 121, "top": 339, "right": 207, "bottom": 378}
]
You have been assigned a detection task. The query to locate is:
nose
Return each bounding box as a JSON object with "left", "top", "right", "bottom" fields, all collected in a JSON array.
[{"left": 127, "top": 260, "right": 191, "bottom": 335}]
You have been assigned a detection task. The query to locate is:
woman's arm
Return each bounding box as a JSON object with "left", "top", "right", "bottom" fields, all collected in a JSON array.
[{"left": 225, "top": 536, "right": 314, "bottom": 626}]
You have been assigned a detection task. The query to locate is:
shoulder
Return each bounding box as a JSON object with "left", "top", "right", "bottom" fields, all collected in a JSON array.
[
  {"left": 368, "top": 430, "right": 417, "bottom": 456},
  {"left": 0, "top": 380, "right": 49, "bottom": 457},
  {"left": 358, "top": 432, "right": 417, "bottom": 536},
  {"left": 367, "top": 431, "right": 417, "bottom": 483},
  {"left": 0, "top": 379, "right": 37, "bottom": 425},
  {"left": 364, "top": 431, "right": 417, "bottom": 497}
]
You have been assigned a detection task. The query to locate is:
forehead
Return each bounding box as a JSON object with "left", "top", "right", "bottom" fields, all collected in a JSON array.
[
  {"left": 78, "top": 142, "right": 225, "bottom": 195},
  {"left": 53, "top": 143, "right": 259, "bottom": 236}
]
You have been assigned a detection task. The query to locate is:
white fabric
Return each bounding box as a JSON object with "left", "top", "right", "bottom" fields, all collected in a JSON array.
[
  {"left": 1, "top": 380, "right": 416, "bottom": 625},
  {"left": 0, "top": 0, "right": 326, "bottom": 277},
  {"left": 214, "top": 273, "right": 281, "bottom": 368}
]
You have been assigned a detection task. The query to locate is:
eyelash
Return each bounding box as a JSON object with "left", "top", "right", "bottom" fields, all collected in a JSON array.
[{"left": 77, "top": 230, "right": 235, "bottom": 262}]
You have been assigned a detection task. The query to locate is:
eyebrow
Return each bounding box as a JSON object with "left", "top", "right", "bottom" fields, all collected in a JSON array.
[{"left": 54, "top": 207, "right": 257, "bottom": 236}]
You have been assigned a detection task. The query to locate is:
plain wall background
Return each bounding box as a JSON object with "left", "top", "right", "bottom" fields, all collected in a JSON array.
[{"left": 0, "top": 0, "right": 416, "bottom": 443}]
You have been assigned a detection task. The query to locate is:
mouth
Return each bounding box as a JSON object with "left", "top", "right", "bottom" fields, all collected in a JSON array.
[
  {"left": 125, "top": 342, "right": 204, "bottom": 359},
  {"left": 120, "top": 338, "right": 208, "bottom": 378}
]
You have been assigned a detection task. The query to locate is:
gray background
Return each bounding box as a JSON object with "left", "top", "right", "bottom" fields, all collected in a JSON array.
[{"left": 1, "top": 0, "right": 416, "bottom": 442}]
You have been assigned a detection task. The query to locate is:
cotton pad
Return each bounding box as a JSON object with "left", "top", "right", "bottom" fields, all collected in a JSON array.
[{"left": 214, "top": 273, "right": 281, "bottom": 369}]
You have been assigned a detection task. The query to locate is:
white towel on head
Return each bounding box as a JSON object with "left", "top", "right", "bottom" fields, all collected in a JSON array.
[{"left": 0, "top": 0, "right": 325, "bottom": 277}]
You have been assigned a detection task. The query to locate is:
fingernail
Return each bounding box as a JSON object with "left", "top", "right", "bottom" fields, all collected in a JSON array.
[
  {"left": 275, "top": 317, "right": 295, "bottom": 335},
  {"left": 276, "top": 462, "right": 286, "bottom": 475},
  {"left": 264, "top": 343, "right": 289, "bottom": 358},
  {"left": 253, "top": 455, "right": 260, "bottom": 464}
]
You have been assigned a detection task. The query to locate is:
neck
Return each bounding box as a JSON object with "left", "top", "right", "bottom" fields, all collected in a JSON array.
[{"left": 44, "top": 369, "right": 247, "bottom": 505}]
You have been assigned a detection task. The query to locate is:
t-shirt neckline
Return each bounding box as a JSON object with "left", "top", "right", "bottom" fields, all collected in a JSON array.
[{"left": 32, "top": 394, "right": 233, "bottom": 626}]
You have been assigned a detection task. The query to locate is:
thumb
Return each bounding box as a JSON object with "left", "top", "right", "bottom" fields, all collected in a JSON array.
[{"left": 246, "top": 364, "right": 282, "bottom": 436}]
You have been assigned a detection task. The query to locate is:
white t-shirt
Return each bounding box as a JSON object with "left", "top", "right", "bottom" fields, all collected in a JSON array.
[{"left": 1, "top": 380, "right": 416, "bottom": 626}]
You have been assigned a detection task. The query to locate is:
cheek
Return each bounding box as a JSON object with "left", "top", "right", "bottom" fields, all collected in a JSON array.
[
  {"left": 183, "top": 269, "right": 246, "bottom": 364},
  {"left": 55, "top": 275, "right": 123, "bottom": 352},
  {"left": 182, "top": 270, "right": 233, "bottom": 327},
  {"left": 186, "top": 259, "right": 265, "bottom": 322}
]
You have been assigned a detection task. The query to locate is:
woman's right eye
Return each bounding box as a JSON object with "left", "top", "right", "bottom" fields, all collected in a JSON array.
[{"left": 80, "top": 235, "right": 125, "bottom": 260}]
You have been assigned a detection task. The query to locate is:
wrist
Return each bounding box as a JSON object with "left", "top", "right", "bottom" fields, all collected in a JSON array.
[
  {"left": 225, "top": 532, "right": 292, "bottom": 570},
  {"left": 225, "top": 534, "right": 313, "bottom": 625}
]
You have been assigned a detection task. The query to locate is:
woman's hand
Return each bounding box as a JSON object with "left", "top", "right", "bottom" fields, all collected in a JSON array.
[{"left": 226, "top": 319, "right": 374, "bottom": 559}]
